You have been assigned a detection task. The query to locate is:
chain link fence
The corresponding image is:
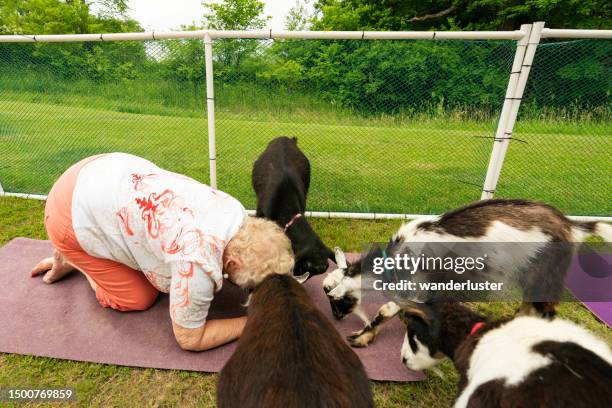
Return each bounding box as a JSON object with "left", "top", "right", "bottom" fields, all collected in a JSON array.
[
  {"left": 0, "top": 40, "right": 213, "bottom": 196},
  {"left": 0, "top": 35, "right": 609, "bottom": 216},
  {"left": 214, "top": 39, "right": 514, "bottom": 214},
  {"left": 499, "top": 39, "right": 611, "bottom": 216}
]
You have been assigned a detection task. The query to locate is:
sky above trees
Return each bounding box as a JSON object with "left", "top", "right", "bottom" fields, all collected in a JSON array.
[{"left": 92, "top": 0, "right": 311, "bottom": 31}]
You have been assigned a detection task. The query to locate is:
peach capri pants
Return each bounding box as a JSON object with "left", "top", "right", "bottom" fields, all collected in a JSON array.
[{"left": 44, "top": 155, "right": 158, "bottom": 311}]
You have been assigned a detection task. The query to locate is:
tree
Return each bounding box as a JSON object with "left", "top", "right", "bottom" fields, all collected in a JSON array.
[
  {"left": 0, "top": 0, "right": 138, "bottom": 35},
  {"left": 0, "top": 0, "right": 144, "bottom": 81},
  {"left": 285, "top": 0, "right": 313, "bottom": 31},
  {"left": 312, "top": 0, "right": 612, "bottom": 31},
  {"left": 203, "top": 0, "right": 269, "bottom": 30},
  {"left": 203, "top": 0, "right": 270, "bottom": 69},
  {"left": 90, "top": 0, "right": 128, "bottom": 16}
]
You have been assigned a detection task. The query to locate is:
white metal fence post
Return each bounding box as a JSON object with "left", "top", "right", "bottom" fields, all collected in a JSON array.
[
  {"left": 481, "top": 22, "right": 545, "bottom": 199},
  {"left": 204, "top": 32, "right": 218, "bottom": 189}
]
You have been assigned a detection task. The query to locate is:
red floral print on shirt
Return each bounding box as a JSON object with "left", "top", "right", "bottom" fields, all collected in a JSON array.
[
  {"left": 135, "top": 189, "right": 178, "bottom": 239},
  {"left": 170, "top": 262, "right": 194, "bottom": 321},
  {"left": 127, "top": 180, "right": 227, "bottom": 326},
  {"left": 116, "top": 207, "right": 134, "bottom": 236},
  {"left": 131, "top": 173, "right": 158, "bottom": 191}
]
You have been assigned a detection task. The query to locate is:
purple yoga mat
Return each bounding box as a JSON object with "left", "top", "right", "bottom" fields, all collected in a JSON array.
[
  {"left": 0, "top": 238, "right": 424, "bottom": 382},
  {"left": 565, "top": 252, "right": 612, "bottom": 328}
]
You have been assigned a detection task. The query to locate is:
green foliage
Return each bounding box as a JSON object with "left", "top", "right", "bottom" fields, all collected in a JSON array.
[
  {"left": 256, "top": 59, "right": 304, "bottom": 89},
  {"left": 312, "top": 0, "right": 612, "bottom": 31},
  {"left": 93, "top": 0, "right": 129, "bottom": 16},
  {"left": 0, "top": 40, "right": 147, "bottom": 81},
  {"left": 0, "top": 0, "right": 90, "bottom": 34},
  {"left": 282, "top": 40, "right": 513, "bottom": 114},
  {"left": 524, "top": 40, "right": 611, "bottom": 107},
  {"left": 0, "top": 0, "right": 139, "bottom": 35},
  {"left": 0, "top": 0, "right": 144, "bottom": 81},
  {"left": 1, "top": 0, "right": 609, "bottom": 115},
  {"left": 160, "top": 39, "right": 206, "bottom": 84},
  {"left": 203, "top": 0, "right": 269, "bottom": 30},
  {"left": 202, "top": 0, "right": 270, "bottom": 69},
  {"left": 285, "top": 0, "right": 313, "bottom": 31}
]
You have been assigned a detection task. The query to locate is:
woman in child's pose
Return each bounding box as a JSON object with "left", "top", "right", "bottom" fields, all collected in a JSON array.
[{"left": 32, "top": 153, "right": 294, "bottom": 351}]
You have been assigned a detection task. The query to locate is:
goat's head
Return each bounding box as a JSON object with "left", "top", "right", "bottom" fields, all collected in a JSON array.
[
  {"left": 294, "top": 243, "right": 333, "bottom": 277},
  {"left": 286, "top": 216, "right": 335, "bottom": 278},
  {"left": 399, "top": 303, "right": 445, "bottom": 371},
  {"left": 399, "top": 301, "right": 480, "bottom": 372},
  {"left": 322, "top": 247, "right": 363, "bottom": 320}
]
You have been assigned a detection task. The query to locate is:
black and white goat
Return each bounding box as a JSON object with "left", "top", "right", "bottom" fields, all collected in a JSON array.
[
  {"left": 217, "top": 274, "right": 374, "bottom": 408},
  {"left": 323, "top": 199, "right": 612, "bottom": 347},
  {"left": 252, "top": 136, "right": 334, "bottom": 278},
  {"left": 399, "top": 300, "right": 612, "bottom": 407}
]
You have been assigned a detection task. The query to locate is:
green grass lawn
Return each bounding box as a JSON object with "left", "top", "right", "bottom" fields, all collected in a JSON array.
[
  {"left": 0, "top": 197, "right": 610, "bottom": 407},
  {"left": 1, "top": 97, "right": 610, "bottom": 216}
]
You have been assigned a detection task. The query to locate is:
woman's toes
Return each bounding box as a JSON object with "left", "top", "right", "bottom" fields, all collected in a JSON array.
[
  {"left": 31, "top": 257, "right": 54, "bottom": 277},
  {"left": 42, "top": 273, "right": 56, "bottom": 284},
  {"left": 42, "top": 265, "right": 74, "bottom": 284}
]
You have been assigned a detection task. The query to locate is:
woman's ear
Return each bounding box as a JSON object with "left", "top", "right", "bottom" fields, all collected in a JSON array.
[{"left": 224, "top": 256, "right": 241, "bottom": 273}]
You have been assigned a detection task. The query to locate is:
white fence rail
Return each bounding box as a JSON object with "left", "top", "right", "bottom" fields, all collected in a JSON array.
[{"left": 0, "top": 24, "right": 610, "bottom": 221}]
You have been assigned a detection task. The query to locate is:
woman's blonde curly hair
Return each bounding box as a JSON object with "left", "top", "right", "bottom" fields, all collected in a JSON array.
[{"left": 224, "top": 217, "right": 294, "bottom": 288}]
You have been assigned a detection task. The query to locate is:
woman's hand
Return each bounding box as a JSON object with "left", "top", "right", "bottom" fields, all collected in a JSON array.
[
  {"left": 172, "top": 316, "right": 247, "bottom": 351},
  {"left": 31, "top": 249, "right": 75, "bottom": 284}
]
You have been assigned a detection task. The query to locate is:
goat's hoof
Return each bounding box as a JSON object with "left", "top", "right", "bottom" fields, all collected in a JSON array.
[
  {"left": 347, "top": 332, "right": 362, "bottom": 342},
  {"left": 347, "top": 331, "right": 375, "bottom": 348}
]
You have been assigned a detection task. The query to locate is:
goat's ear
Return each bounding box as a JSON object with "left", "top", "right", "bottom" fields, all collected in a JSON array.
[
  {"left": 293, "top": 272, "right": 310, "bottom": 284},
  {"left": 241, "top": 293, "right": 252, "bottom": 308},
  {"left": 398, "top": 310, "right": 409, "bottom": 326},
  {"left": 334, "top": 246, "right": 348, "bottom": 269},
  {"left": 401, "top": 304, "right": 432, "bottom": 326}
]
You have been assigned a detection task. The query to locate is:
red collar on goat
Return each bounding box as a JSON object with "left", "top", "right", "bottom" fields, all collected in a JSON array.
[
  {"left": 284, "top": 213, "right": 303, "bottom": 232},
  {"left": 470, "top": 322, "right": 486, "bottom": 336}
]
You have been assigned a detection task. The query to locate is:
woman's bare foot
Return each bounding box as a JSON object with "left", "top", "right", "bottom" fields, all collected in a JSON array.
[{"left": 31, "top": 249, "right": 75, "bottom": 284}]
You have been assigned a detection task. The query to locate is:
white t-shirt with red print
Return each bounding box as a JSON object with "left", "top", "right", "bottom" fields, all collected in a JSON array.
[{"left": 71, "top": 153, "right": 246, "bottom": 328}]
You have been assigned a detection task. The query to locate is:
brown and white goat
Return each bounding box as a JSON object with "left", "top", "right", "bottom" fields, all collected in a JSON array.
[
  {"left": 217, "top": 274, "right": 374, "bottom": 408},
  {"left": 323, "top": 199, "right": 612, "bottom": 347},
  {"left": 399, "top": 300, "right": 612, "bottom": 408}
]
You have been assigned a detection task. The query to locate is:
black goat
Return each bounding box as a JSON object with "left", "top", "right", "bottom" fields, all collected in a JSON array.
[
  {"left": 252, "top": 136, "right": 334, "bottom": 277},
  {"left": 217, "top": 274, "right": 374, "bottom": 408}
]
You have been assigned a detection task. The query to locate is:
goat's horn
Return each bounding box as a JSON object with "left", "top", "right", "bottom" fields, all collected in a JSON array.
[
  {"left": 334, "top": 247, "right": 348, "bottom": 269},
  {"left": 327, "top": 285, "right": 343, "bottom": 297},
  {"left": 293, "top": 272, "right": 310, "bottom": 284}
]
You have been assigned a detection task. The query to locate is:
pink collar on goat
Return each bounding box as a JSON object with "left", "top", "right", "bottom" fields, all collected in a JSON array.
[
  {"left": 284, "top": 213, "right": 303, "bottom": 232},
  {"left": 470, "top": 322, "right": 486, "bottom": 336}
]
